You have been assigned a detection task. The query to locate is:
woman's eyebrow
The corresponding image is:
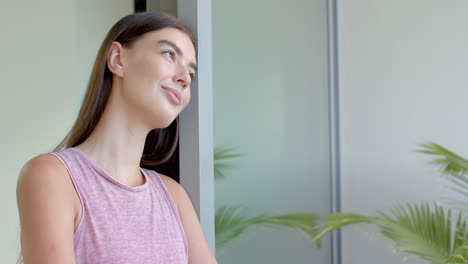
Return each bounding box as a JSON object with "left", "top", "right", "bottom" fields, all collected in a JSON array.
[{"left": 159, "top": 39, "right": 197, "bottom": 72}]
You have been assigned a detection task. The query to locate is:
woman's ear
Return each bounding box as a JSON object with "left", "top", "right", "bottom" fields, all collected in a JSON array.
[{"left": 107, "top": 42, "right": 124, "bottom": 77}]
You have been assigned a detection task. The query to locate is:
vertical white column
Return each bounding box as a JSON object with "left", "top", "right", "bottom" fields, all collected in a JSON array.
[{"left": 177, "top": 0, "right": 216, "bottom": 253}]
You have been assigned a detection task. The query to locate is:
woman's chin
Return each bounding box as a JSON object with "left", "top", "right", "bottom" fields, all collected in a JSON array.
[{"left": 152, "top": 115, "right": 178, "bottom": 129}]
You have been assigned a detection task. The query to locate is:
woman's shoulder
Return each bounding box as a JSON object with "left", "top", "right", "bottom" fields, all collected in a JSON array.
[
  {"left": 19, "top": 153, "right": 66, "bottom": 180},
  {"left": 157, "top": 173, "right": 184, "bottom": 206},
  {"left": 153, "top": 172, "right": 198, "bottom": 214},
  {"left": 17, "top": 153, "right": 79, "bottom": 263},
  {"left": 17, "top": 153, "right": 75, "bottom": 203},
  {"left": 158, "top": 173, "right": 180, "bottom": 188}
]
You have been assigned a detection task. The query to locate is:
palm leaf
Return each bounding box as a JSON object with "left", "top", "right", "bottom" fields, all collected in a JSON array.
[
  {"left": 314, "top": 213, "right": 375, "bottom": 247},
  {"left": 215, "top": 204, "right": 319, "bottom": 250},
  {"left": 446, "top": 241, "right": 468, "bottom": 264},
  {"left": 418, "top": 142, "right": 468, "bottom": 211},
  {"left": 418, "top": 143, "right": 468, "bottom": 186},
  {"left": 215, "top": 205, "right": 257, "bottom": 249},
  {"left": 455, "top": 212, "right": 468, "bottom": 251},
  {"left": 376, "top": 203, "right": 452, "bottom": 264},
  {"left": 315, "top": 203, "right": 462, "bottom": 264},
  {"left": 253, "top": 213, "right": 320, "bottom": 239},
  {"left": 214, "top": 146, "right": 241, "bottom": 180}
]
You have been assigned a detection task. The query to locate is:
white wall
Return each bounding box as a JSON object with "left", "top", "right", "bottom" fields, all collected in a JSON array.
[
  {"left": 0, "top": 1, "right": 132, "bottom": 262},
  {"left": 339, "top": 1, "right": 468, "bottom": 263}
]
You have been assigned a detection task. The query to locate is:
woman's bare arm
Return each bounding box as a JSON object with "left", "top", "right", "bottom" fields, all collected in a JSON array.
[
  {"left": 160, "top": 175, "right": 218, "bottom": 264},
  {"left": 17, "top": 154, "right": 78, "bottom": 264}
]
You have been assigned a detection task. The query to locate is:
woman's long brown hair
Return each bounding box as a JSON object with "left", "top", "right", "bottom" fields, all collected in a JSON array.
[{"left": 54, "top": 12, "right": 196, "bottom": 170}]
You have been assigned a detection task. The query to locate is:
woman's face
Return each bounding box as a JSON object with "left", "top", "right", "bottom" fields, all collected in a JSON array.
[{"left": 118, "top": 27, "right": 197, "bottom": 129}]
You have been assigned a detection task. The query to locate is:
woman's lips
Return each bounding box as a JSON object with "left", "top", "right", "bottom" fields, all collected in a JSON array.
[{"left": 162, "top": 86, "right": 182, "bottom": 105}]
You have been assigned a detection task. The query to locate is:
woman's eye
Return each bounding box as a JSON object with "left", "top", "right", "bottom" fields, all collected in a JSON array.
[
  {"left": 163, "top": 51, "right": 175, "bottom": 60},
  {"left": 189, "top": 72, "right": 195, "bottom": 80}
]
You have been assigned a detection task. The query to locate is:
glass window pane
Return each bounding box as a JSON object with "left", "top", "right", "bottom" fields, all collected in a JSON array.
[{"left": 213, "top": 0, "right": 332, "bottom": 263}]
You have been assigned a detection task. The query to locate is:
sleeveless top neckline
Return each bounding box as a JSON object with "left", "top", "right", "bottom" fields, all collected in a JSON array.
[{"left": 69, "top": 147, "right": 149, "bottom": 192}]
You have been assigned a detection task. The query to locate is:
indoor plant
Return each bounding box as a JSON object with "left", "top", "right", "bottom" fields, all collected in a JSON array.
[
  {"left": 213, "top": 146, "right": 319, "bottom": 250},
  {"left": 314, "top": 142, "right": 468, "bottom": 263}
]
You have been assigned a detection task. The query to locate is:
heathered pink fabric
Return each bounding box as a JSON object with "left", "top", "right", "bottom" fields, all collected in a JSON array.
[{"left": 51, "top": 148, "right": 188, "bottom": 264}]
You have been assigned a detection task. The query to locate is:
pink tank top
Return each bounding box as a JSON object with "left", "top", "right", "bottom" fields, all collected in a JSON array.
[{"left": 51, "top": 148, "right": 188, "bottom": 264}]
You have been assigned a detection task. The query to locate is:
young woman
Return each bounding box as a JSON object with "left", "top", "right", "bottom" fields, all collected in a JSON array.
[{"left": 16, "top": 12, "right": 217, "bottom": 264}]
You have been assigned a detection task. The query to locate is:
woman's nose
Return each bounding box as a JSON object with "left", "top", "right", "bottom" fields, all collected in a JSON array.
[{"left": 174, "top": 67, "right": 191, "bottom": 88}]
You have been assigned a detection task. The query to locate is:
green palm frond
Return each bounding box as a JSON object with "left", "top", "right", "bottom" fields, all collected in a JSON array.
[
  {"left": 214, "top": 146, "right": 241, "bottom": 180},
  {"left": 418, "top": 142, "right": 468, "bottom": 177},
  {"left": 315, "top": 203, "right": 465, "bottom": 264},
  {"left": 215, "top": 205, "right": 256, "bottom": 249},
  {"left": 215, "top": 205, "right": 319, "bottom": 250},
  {"left": 376, "top": 203, "right": 452, "bottom": 263},
  {"left": 418, "top": 143, "right": 468, "bottom": 187},
  {"left": 446, "top": 241, "right": 468, "bottom": 264},
  {"left": 254, "top": 213, "right": 320, "bottom": 239},
  {"left": 455, "top": 213, "right": 468, "bottom": 251},
  {"left": 418, "top": 142, "right": 468, "bottom": 211},
  {"left": 314, "top": 213, "right": 375, "bottom": 247}
]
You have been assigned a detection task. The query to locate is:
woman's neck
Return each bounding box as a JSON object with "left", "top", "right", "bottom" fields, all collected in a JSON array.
[{"left": 75, "top": 91, "right": 150, "bottom": 185}]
